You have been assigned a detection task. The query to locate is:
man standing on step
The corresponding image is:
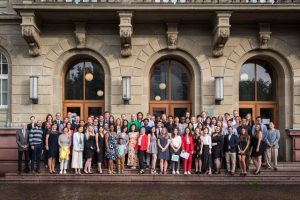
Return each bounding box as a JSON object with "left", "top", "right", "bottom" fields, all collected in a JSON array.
[
  {"left": 29, "top": 120, "right": 43, "bottom": 174},
  {"left": 16, "top": 123, "right": 30, "bottom": 175},
  {"left": 224, "top": 126, "right": 238, "bottom": 175},
  {"left": 265, "top": 122, "right": 280, "bottom": 171}
]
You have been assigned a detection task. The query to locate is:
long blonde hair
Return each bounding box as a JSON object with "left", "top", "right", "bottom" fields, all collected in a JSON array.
[{"left": 86, "top": 125, "right": 95, "bottom": 140}]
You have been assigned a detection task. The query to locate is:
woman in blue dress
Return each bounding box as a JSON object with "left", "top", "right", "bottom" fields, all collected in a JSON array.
[
  {"left": 45, "top": 123, "right": 59, "bottom": 174},
  {"left": 105, "top": 124, "right": 118, "bottom": 174}
]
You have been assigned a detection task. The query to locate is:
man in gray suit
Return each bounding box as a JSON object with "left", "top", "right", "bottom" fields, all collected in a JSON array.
[{"left": 16, "top": 123, "right": 30, "bottom": 174}]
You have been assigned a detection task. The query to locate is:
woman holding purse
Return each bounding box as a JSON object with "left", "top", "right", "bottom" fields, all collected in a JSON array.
[
  {"left": 170, "top": 128, "right": 182, "bottom": 175},
  {"left": 58, "top": 127, "right": 71, "bottom": 174}
]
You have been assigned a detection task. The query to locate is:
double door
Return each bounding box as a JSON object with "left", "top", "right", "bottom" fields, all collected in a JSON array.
[
  {"left": 239, "top": 102, "right": 278, "bottom": 128},
  {"left": 64, "top": 101, "right": 104, "bottom": 120},
  {"left": 149, "top": 101, "right": 191, "bottom": 117}
]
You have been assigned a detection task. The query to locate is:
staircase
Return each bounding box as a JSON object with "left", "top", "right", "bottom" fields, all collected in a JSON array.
[{"left": 1, "top": 162, "right": 300, "bottom": 184}]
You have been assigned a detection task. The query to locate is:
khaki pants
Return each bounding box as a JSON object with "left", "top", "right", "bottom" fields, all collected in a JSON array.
[
  {"left": 117, "top": 155, "right": 125, "bottom": 172},
  {"left": 266, "top": 147, "right": 278, "bottom": 168},
  {"left": 225, "top": 152, "right": 236, "bottom": 173}
]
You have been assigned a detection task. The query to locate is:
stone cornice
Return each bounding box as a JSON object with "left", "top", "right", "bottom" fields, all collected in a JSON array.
[{"left": 12, "top": 4, "right": 300, "bottom": 12}]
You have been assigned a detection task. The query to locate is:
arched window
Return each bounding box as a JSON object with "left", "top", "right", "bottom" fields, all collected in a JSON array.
[
  {"left": 149, "top": 59, "right": 192, "bottom": 117},
  {"left": 0, "top": 52, "right": 8, "bottom": 108},
  {"left": 239, "top": 60, "right": 277, "bottom": 126},
  {"left": 64, "top": 59, "right": 105, "bottom": 120},
  {"left": 65, "top": 60, "right": 104, "bottom": 100},
  {"left": 239, "top": 61, "right": 275, "bottom": 101}
]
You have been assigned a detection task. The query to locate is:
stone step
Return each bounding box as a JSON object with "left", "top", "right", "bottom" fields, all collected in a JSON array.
[{"left": 2, "top": 174, "right": 300, "bottom": 184}]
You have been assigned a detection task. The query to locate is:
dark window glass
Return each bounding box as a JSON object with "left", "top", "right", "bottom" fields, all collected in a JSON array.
[
  {"left": 150, "top": 61, "right": 168, "bottom": 101},
  {"left": 150, "top": 60, "right": 189, "bottom": 101},
  {"left": 239, "top": 63, "right": 255, "bottom": 101},
  {"left": 256, "top": 64, "right": 275, "bottom": 101},
  {"left": 171, "top": 61, "right": 189, "bottom": 100},
  {"left": 65, "top": 60, "right": 104, "bottom": 100},
  {"left": 174, "top": 108, "right": 188, "bottom": 118},
  {"left": 239, "top": 62, "right": 275, "bottom": 101},
  {"left": 65, "top": 62, "right": 84, "bottom": 100},
  {"left": 85, "top": 62, "right": 105, "bottom": 100}
]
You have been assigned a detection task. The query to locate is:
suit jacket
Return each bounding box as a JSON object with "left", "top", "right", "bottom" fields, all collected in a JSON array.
[
  {"left": 54, "top": 119, "right": 62, "bottom": 131},
  {"left": 16, "top": 129, "right": 29, "bottom": 151},
  {"left": 27, "top": 123, "right": 37, "bottom": 131},
  {"left": 224, "top": 134, "right": 238, "bottom": 153}
]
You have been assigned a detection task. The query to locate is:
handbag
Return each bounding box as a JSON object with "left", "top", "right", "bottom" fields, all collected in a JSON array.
[
  {"left": 171, "top": 154, "right": 179, "bottom": 162},
  {"left": 180, "top": 151, "right": 190, "bottom": 159}
]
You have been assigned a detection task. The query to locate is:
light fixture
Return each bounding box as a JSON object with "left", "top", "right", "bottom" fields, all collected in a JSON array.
[
  {"left": 159, "top": 83, "right": 167, "bottom": 90},
  {"left": 97, "top": 90, "right": 104, "bottom": 97},
  {"left": 215, "top": 76, "right": 224, "bottom": 104},
  {"left": 240, "top": 73, "right": 249, "bottom": 81},
  {"left": 122, "top": 76, "right": 131, "bottom": 104},
  {"left": 29, "top": 76, "right": 39, "bottom": 104},
  {"left": 85, "top": 73, "right": 93, "bottom": 81},
  {"left": 155, "top": 96, "right": 161, "bottom": 101}
]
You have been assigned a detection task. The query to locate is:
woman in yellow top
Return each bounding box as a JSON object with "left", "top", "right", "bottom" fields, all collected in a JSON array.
[{"left": 58, "top": 127, "right": 71, "bottom": 174}]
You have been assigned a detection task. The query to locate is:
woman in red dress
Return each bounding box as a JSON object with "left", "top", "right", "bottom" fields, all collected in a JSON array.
[{"left": 181, "top": 127, "right": 194, "bottom": 175}]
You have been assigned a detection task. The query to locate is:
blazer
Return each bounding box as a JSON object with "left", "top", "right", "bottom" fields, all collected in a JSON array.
[
  {"left": 27, "top": 123, "right": 36, "bottom": 131},
  {"left": 135, "top": 134, "right": 148, "bottom": 151},
  {"left": 16, "top": 129, "right": 29, "bottom": 151},
  {"left": 224, "top": 134, "right": 238, "bottom": 153},
  {"left": 181, "top": 135, "right": 195, "bottom": 152},
  {"left": 73, "top": 132, "right": 85, "bottom": 152}
]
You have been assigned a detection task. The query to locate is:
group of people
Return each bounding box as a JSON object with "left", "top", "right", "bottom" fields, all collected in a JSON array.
[{"left": 16, "top": 110, "right": 280, "bottom": 176}]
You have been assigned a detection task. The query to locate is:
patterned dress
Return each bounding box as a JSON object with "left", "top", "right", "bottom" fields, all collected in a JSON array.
[
  {"left": 127, "top": 131, "right": 139, "bottom": 167},
  {"left": 105, "top": 132, "right": 117, "bottom": 161}
]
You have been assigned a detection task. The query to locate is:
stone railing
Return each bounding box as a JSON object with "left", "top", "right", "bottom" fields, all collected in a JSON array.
[{"left": 29, "top": 0, "right": 299, "bottom": 4}]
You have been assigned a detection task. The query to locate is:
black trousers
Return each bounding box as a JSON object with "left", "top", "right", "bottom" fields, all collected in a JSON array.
[
  {"left": 138, "top": 148, "right": 146, "bottom": 170},
  {"left": 31, "top": 145, "right": 42, "bottom": 171},
  {"left": 18, "top": 150, "right": 30, "bottom": 172}
]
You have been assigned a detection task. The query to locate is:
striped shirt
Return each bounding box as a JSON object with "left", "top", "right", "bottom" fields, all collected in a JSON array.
[{"left": 29, "top": 127, "right": 43, "bottom": 146}]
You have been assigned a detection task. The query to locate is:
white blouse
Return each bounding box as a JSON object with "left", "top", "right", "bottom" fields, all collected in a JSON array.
[
  {"left": 202, "top": 135, "right": 212, "bottom": 149},
  {"left": 171, "top": 135, "right": 182, "bottom": 149}
]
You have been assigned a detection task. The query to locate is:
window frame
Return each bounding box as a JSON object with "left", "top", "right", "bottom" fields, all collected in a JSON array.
[
  {"left": 239, "top": 60, "right": 276, "bottom": 102},
  {"left": 0, "top": 51, "right": 8, "bottom": 109}
]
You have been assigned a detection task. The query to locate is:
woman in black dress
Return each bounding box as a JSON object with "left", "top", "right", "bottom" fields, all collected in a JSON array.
[
  {"left": 251, "top": 124, "right": 263, "bottom": 175},
  {"left": 84, "top": 125, "right": 96, "bottom": 174},
  {"left": 194, "top": 128, "right": 203, "bottom": 174},
  {"left": 96, "top": 126, "right": 105, "bottom": 174},
  {"left": 211, "top": 126, "right": 224, "bottom": 174},
  {"left": 45, "top": 123, "right": 59, "bottom": 174},
  {"left": 238, "top": 127, "right": 250, "bottom": 176}
]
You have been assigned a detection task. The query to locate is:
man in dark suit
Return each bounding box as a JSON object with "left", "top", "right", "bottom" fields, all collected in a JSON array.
[
  {"left": 27, "top": 115, "right": 36, "bottom": 131},
  {"left": 53, "top": 112, "right": 62, "bottom": 131},
  {"left": 224, "top": 126, "right": 238, "bottom": 175},
  {"left": 16, "top": 123, "right": 30, "bottom": 174}
]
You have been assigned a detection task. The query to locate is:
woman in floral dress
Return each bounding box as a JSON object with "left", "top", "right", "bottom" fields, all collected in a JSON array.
[{"left": 127, "top": 124, "right": 139, "bottom": 169}]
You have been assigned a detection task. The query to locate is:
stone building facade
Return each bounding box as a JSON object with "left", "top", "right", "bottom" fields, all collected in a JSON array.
[{"left": 0, "top": 0, "right": 300, "bottom": 161}]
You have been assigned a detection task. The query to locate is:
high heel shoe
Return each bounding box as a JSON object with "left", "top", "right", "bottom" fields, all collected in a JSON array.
[{"left": 254, "top": 171, "right": 261, "bottom": 175}]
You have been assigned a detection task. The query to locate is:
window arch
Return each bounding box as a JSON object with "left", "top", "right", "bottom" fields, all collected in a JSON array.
[
  {"left": 64, "top": 59, "right": 105, "bottom": 120},
  {"left": 0, "top": 51, "right": 8, "bottom": 108},
  {"left": 149, "top": 59, "right": 192, "bottom": 117},
  {"left": 150, "top": 60, "right": 190, "bottom": 101},
  {"left": 239, "top": 61, "right": 275, "bottom": 101},
  {"left": 65, "top": 60, "right": 105, "bottom": 100},
  {"left": 239, "top": 60, "right": 278, "bottom": 127}
]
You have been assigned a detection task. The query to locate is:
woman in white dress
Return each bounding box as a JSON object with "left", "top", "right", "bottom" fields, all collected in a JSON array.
[{"left": 72, "top": 126, "right": 84, "bottom": 175}]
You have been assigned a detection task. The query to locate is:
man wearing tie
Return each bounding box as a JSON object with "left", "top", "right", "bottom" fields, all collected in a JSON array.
[
  {"left": 16, "top": 123, "right": 30, "bottom": 175},
  {"left": 54, "top": 112, "right": 62, "bottom": 131}
]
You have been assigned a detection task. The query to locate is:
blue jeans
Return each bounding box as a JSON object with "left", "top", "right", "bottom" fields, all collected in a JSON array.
[{"left": 31, "top": 144, "right": 42, "bottom": 171}]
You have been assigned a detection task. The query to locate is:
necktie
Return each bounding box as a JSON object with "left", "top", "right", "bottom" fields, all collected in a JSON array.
[{"left": 23, "top": 129, "right": 26, "bottom": 138}]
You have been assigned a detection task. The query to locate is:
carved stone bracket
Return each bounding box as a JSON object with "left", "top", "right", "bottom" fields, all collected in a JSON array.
[
  {"left": 166, "top": 23, "right": 178, "bottom": 49},
  {"left": 258, "top": 23, "right": 272, "bottom": 49},
  {"left": 74, "top": 22, "right": 86, "bottom": 48},
  {"left": 119, "top": 12, "right": 133, "bottom": 57},
  {"left": 21, "top": 12, "right": 40, "bottom": 57},
  {"left": 212, "top": 12, "right": 231, "bottom": 57}
]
